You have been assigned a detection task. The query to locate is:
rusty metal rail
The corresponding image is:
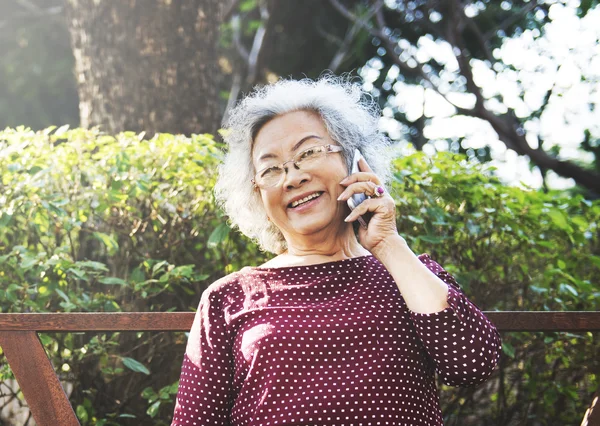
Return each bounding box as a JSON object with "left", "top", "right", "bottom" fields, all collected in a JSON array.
[{"left": 1, "top": 311, "right": 599, "bottom": 426}]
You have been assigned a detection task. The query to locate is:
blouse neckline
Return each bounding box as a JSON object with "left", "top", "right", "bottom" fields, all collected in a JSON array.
[{"left": 244, "top": 254, "right": 375, "bottom": 272}]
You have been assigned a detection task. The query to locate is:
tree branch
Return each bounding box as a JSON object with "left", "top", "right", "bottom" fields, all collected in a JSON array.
[
  {"left": 373, "top": 4, "right": 472, "bottom": 113},
  {"left": 465, "top": 15, "right": 494, "bottom": 63},
  {"left": 331, "top": 0, "right": 600, "bottom": 194},
  {"left": 222, "top": 0, "right": 241, "bottom": 21},
  {"left": 483, "top": 2, "right": 538, "bottom": 41},
  {"left": 329, "top": 1, "right": 452, "bottom": 101},
  {"left": 446, "top": 0, "right": 600, "bottom": 193},
  {"left": 246, "top": 0, "right": 270, "bottom": 85},
  {"left": 231, "top": 14, "right": 249, "bottom": 63},
  {"left": 327, "top": 0, "right": 383, "bottom": 73},
  {"left": 222, "top": 72, "right": 243, "bottom": 125}
]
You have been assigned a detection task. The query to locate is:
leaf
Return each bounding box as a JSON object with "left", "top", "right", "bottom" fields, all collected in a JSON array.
[
  {"left": 547, "top": 209, "right": 570, "bottom": 231},
  {"left": 76, "top": 405, "right": 89, "bottom": 423},
  {"left": 152, "top": 261, "right": 168, "bottom": 276},
  {"left": 20, "top": 256, "right": 38, "bottom": 270},
  {"left": 122, "top": 357, "right": 150, "bottom": 375},
  {"left": 170, "top": 265, "right": 194, "bottom": 278},
  {"left": 407, "top": 215, "right": 424, "bottom": 224},
  {"left": 7, "top": 284, "right": 21, "bottom": 293},
  {"left": 118, "top": 414, "right": 137, "bottom": 418},
  {"left": 69, "top": 268, "right": 88, "bottom": 281},
  {"left": 39, "top": 334, "right": 54, "bottom": 346},
  {"left": 559, "top": 283, "right": 578, "bottom": 297},
  {"left": 419, "top": 235, "right": 444, "bottom": 244},
  {"left": 42, "top": 126, "right": 57, "bottom": 135},
  {"left": 168, "top": 381, "right": 179, "bottom": 394},
  {"left": 55, "top": 289, "right": 70, "bottom": 303},
  {"left": 76, "top": 261, "right": 109, "bottom": 272},
  {"left": 54, "top": 124, "right": 70, "bottom": 136},
  {"left": 141, "top": 387, "right": 158, "bottom": 402},
  {"left": 93, "top": 232, "right": 119, "bottom": 255},
  {"left": 98, "top": 277, "right": 127, "bottom": 286},
  {"left": 130, "top": 267, "right": 145, "bottom": 283},
  {"left": 239, "top": 0, "right": 257, "bottom": 12},
  {"left": 208, "top": 223, "right": 230, "bottom": 248},
  {"left": 589, "top": 255, "right": 600, "bottom": 268},
  {"left": 147, "top": 400, "right": 161, "bottom": 418},
  {"left": 0, "top": 212, "right": 12, "bottom": 227},
  {"left": 529, "top": 285, "right": 548, "bottom": 294},
  {"left": 502, "top": 342, "right": 515, "bottom": 358}
]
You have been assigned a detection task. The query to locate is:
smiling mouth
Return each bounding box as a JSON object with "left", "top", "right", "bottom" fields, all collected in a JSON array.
[{"left": 288, "top": 192, "right": 324, "bottom": 208}]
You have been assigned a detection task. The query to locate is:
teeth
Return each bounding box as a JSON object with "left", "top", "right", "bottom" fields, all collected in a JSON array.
[{"left": 291, "top": 192, "right": 321, "bottom": 208}]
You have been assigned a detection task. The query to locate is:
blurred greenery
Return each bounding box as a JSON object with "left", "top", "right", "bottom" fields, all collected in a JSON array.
[
  {"left": 0, "top": 127, "right": 598, "bottom": 424},
  {"left": 3, "top": 1, "right": 599, "bottom": 196}
]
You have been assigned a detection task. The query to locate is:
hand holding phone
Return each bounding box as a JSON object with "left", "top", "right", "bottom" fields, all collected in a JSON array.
[{"left": 346, "top": 149, "right": 369, "bottom": 228}]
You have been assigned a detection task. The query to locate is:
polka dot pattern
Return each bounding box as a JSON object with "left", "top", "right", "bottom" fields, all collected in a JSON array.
[{"left": 172, "top": 254, "right": 501, "bottom": 425}]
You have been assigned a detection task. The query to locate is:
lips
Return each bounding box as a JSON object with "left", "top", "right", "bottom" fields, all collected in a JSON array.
[{"left": 287, "top": 191, "right": 324, "bottom": 208}]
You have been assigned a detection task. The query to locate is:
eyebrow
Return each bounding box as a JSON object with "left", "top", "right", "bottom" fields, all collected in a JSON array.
[{"left": 257, "top": 135, "right": 323, "bottom": 161}]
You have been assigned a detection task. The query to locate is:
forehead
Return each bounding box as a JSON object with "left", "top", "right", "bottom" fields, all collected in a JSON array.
[{"left": 252, "top": 110, "right": 328, "bottom": 160}]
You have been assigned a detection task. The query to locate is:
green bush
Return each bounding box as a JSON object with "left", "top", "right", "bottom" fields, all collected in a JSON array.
[
  {"left": 391, "top": 153, "right": 600, "bottom": 425},
  {"left": 0, "top": 127, "right": 598, "bottom": 425}
]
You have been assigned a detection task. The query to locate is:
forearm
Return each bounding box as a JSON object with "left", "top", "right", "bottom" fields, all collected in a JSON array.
[{"left": 371, "top": 234, "right": 449, "bottom": 314}]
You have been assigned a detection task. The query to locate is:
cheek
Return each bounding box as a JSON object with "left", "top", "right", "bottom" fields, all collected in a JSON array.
[{"left": 259, "top": 189, "right": 282, "bottom": 212}]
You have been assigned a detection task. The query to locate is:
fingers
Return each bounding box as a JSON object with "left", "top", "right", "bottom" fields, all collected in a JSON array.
[
  {"left": 343, "top": 196, "right": 395, "bottom": 223},
  {"left": 337, "top": 180, "right": 378, "bottom": 201},
  {"left": 340, "top": 171, "right": 381, "bottom": 187}
]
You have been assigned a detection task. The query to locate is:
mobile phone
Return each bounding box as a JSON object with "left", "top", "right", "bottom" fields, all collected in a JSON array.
[{"left": 346, "top": 149, "right": 368, "bottom": 229}]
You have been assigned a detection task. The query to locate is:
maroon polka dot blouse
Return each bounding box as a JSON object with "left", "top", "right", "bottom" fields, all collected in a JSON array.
[{"left": 172, "top": 254, "right": 501, "bottom": 425}]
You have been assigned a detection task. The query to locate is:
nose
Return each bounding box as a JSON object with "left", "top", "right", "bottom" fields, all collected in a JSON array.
[{"left": 282, "top": 163, "right": 310, "bottom": 190}]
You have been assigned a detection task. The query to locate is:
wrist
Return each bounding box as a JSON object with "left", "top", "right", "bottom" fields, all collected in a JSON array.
[{"left": 370, "top": 234, "right": 410, "bottom": 263}]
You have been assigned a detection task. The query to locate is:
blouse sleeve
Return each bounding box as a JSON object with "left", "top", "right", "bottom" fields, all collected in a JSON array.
[
  {"left": 171, "top": 287, "right": 234, "bottom": 425},
  {"left": 410, "top": 254, "right": 501, "bottom": 387}
]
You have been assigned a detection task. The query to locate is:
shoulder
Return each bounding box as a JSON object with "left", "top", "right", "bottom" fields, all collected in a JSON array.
[
  {"left": 199, "top": 267, "right": 269, "bottom": 307},
  {"left": 198, "top": 269, "right": 251, "bottom": 306}
]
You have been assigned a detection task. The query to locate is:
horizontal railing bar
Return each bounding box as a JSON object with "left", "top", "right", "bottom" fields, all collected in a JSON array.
[
  {"left": 0, "top": 312, "right": 194, "bottom": 332},
  {"left": 0, "top": 312, "right": 598, "bottom": 332},
  {"left": 488, "top": 311, "right": 600, "bottom": 332}
]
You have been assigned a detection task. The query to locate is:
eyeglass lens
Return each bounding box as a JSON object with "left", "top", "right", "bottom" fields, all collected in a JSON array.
[{"left": 257, "top": 146, "right": 328, "bottom": 187}]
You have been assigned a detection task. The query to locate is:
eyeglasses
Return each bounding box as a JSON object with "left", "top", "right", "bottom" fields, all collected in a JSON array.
[{"left": 252, "top": 144, "right": 344, "bottom": 189}]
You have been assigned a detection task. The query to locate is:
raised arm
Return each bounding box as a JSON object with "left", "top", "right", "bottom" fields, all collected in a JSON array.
[{"left": 410, "top": 253, "right": 501, "bottom": 386}]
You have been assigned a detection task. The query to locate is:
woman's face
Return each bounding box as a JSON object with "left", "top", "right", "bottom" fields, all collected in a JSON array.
[{"left": 252, "top": 110, "right": 350, "bottom": 244}]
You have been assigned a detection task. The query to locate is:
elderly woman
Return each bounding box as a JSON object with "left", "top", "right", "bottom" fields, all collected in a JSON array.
[{"left": 171, "top": 77, "right": 501, "bottom": 425}]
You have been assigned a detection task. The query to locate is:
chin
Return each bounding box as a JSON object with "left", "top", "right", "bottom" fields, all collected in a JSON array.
[{"left": 285, "top": 213, "right": 345, "bottom": 237}]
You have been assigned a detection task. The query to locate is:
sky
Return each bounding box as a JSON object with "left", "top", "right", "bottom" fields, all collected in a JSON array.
[{"left": 361, "top": 1, "right": 600, "bottom": 190}]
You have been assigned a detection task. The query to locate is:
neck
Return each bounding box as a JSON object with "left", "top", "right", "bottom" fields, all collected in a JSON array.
[{"left": 282, "top": 224, "right": 369, "bottom": 263}]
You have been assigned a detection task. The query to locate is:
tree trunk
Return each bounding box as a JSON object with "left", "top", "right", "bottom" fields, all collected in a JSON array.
[{"left": 64, "top": 0, "right": 223, "bottom": 136}]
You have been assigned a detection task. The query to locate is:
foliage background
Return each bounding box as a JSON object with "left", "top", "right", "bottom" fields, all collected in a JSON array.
[
  {"left": 0, "top": 128, "right": 598, "bottom": 425},
  {"left": 2, "top": 0, "right": 600, "bottom": 424},
  {"left": 2, "top": 0, "right": 600, "bottom": 194}
]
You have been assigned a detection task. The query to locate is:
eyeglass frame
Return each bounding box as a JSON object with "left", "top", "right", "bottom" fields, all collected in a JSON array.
[{"left": 252, "top": 144, "right": 344, "bottom": 189}]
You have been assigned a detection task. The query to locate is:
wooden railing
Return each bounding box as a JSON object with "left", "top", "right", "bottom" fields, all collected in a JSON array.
[{"left": 1, "top": 312, "right": 599, "bottom": 426}]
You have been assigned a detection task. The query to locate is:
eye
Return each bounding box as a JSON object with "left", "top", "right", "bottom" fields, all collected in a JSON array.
[
  {"left": 260, "top": 166, "right": 280, "bottom": 177},
  {"left": 298, "top": 147, "right": 320, "bottom": 161}
]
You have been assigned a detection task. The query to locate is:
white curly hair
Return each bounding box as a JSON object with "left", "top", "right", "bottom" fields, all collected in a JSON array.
[{"left": 214, "top": 75, "right": 393, "bottom": 254}]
